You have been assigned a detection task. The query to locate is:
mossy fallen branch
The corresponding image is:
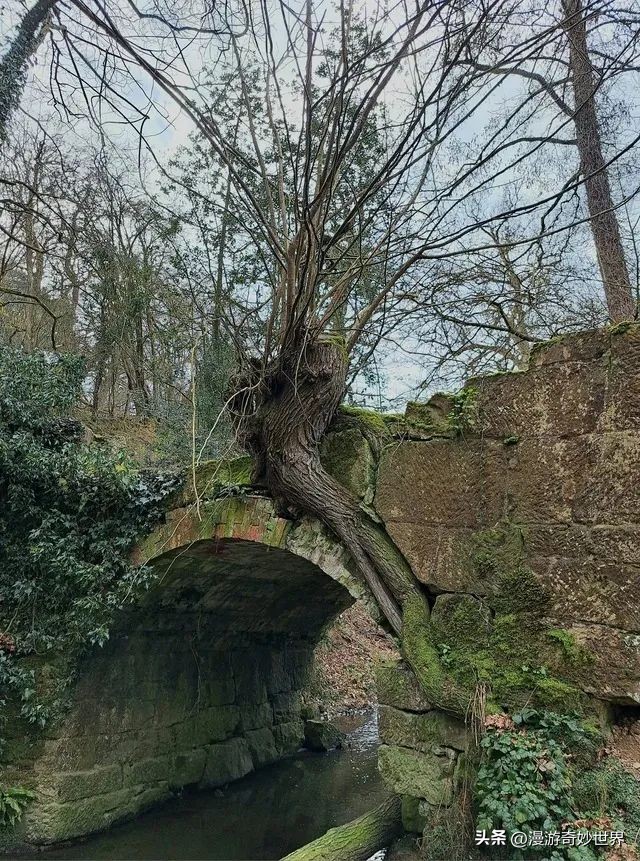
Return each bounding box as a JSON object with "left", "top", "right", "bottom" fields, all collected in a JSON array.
[{"left": 280, "top": 795, "right": 402, "bottom": 861}]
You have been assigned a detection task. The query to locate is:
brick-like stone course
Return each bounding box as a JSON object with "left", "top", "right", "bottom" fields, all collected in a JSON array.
[{"left": 3, "top": 531, "right": 355, "bottom": 851}]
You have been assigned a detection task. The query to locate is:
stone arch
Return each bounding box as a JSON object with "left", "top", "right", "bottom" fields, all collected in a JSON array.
[{"left": 8, "top": 494, "right": 371, "bottom": 849}]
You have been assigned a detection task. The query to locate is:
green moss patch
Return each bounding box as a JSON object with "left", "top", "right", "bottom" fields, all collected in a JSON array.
[
  {"left": 189, "top": 456, "right": 254, "bottom": 500},
  {"left": 320, "top": 428, "right": 374, "bottom": 499},
  {"left": 401, "top": 588, "right": 591, "bottom": 719}
]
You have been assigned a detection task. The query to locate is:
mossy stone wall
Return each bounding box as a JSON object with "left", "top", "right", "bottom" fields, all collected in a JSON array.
[
  {"left": 370, "top": 325, "right": 640, "bottom": 832},
  {"left": 1, "top": 504, "right": 359, "bottom": 851},
  {"left": 4, "top": 324, "right": 640, "bottom": 851}
]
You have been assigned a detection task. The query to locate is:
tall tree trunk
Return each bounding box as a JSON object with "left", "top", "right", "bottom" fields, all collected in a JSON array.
[
  {"left": 230, "top": 333, "right": 420, "bottom": 635},
  {"left": 0, "top": 0, "right": 55, "bottom": 145},
  {"left": 562, "top": 0, "right": 636, "bottom": 322}
]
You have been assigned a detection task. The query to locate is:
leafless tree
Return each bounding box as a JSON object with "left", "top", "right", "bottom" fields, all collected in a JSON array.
[
  {"left": 465, "top": 0, "right": 640, "bottom": 320},
  {"left": 3, "top": 0, "right": 640, "bottom": 633}
]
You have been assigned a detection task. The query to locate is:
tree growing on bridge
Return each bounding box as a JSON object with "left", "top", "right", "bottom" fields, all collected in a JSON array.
[{"left": 3, "top": 0, "right": 640, "bottom": 635}]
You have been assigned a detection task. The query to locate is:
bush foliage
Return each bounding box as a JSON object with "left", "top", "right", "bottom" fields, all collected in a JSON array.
[{"left": 0, "top": 347, "right": 180, "bottom": 736}]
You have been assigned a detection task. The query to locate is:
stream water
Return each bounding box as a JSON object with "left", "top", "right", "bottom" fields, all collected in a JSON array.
[{"left": 34, "top": 710, "right": 387, "bottom": 861}]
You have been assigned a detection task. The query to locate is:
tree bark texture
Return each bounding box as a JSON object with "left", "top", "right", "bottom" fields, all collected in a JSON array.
[
  {"left": 0, "top": 0, "right": 55, "bottom": 145},
  {"left": 280, "top": 795, "right": 402, "bottom": 861},
  {"left": 562, "top": 0, "right": 636, "bottom": 322},
  {"left": 230, "top": 333, "right": 420, "bottom": 635}
]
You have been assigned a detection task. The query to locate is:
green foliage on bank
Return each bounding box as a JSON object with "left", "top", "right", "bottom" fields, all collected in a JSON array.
[
  {"left": 0, "top": 786, "right": 34, "bottom": 829},
  {"left": 0, "top": 347, "right": 180, "bottom": 743},
  {"left": 475, "top": 709, "right": 635, "bottom": 861}
]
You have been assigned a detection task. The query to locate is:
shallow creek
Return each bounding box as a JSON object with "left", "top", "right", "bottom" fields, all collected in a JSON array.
[{"left": 33, "top": 710, "right": 388, "bottom": 860}]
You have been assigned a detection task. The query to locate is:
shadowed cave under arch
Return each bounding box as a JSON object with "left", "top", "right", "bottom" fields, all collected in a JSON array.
[{"left": 13, "top": 523, "right": 361, "bottom": 847}]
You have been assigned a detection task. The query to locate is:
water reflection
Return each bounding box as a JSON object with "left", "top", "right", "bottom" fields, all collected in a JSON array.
[{"left": 35, "top": 710, "right": 387, "bottom": 861}]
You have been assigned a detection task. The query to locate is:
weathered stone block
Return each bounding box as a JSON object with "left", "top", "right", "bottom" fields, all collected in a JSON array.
[
  {"left": 471, "top": 360, "right": 607, "bottom": 440},
  {"left": 239, "top": 701, "right": 273, "bottom": 731},
  {"left": 232, "top": 651, "right": 269, "bottom": 704},
  {"left": 123, "top": 755, "right": 171, "bottom": 787},
  {"left": 174, "top": 705, "right": 240, "bottom": 749},
  {"left": 284, "top": 647, "right": 313, "bottom": 688},
  {"left": 571, "top": 432, "right": 640, "bottom": 525},
  {"left": 245, "top": 727, "right": 278, "bottom": 767},
  {"left": 23, "top": 783, "right": 169, "bottom": 845},
  {"left": 375, "top": 440, "right": 487, "bottom": 529},
  {"left": 527, "top": 523, "right": 640, "bottom": 568},
  {"left": 376, "top": 661, "right": 432, "bottom": 712},
  {"left": 171, "top": 748, "right": 207, "bottom": 787},
  {"left": 378, "top": 744, "right": 455, "bottom": 805},
  {"left": 560, "top": 623, "right": 640, "bottom": 705},
  {"left": 529, "top": 329, "right": 611, "bottom": 367},
  {"left": 484, "top": 432, "right": 640, "bottom": 528},
  {"left": 272, "top": 691, "right": 301, "bottom": 723},
  {"left": 120, "top": 783, "right": 173, "bottom": 820},
  {"left": 273, "top": 720, "right": 304, "bottom": 755},
  {"left": 200, "top": 738, "right": 253, "bottom": 788},
  {"left": 378, "top": 706, "right": 469, "bottom": 753},
  {"left": 527, "top": 555, "right": 640, "bottom": 632},
  {"left": 199, "top": 652, "right": 236, "bottom": 705},
  {"left": 53, "top": 765, "right": 123, "bottom": 803},
  {"left": 303, "top": 720, "right": 343, "bottom": 752},
  {"left": 482, "top": 436, "right": 582, "bottom": 524},
  {"left": 265, "top": 650, "right": 293, "bottom": 696},
  {"left": 600, "top": 324, "right": 640, "bottom": 431}
]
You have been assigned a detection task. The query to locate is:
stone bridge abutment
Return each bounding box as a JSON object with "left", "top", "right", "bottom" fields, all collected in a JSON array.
[
  {"left": 3, "top": 324, "right": 640, "bottom": 852},
  {"left": 2, "top": 497, "right": 369, "bottom": 848}
]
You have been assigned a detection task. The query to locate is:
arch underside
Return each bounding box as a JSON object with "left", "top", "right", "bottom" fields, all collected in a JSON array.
[{"left": 6, "top": 504, "right": 361, "bottom": 849}]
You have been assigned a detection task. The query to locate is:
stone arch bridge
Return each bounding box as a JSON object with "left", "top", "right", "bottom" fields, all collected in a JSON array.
[{"left": 3, "top": 325, "right": 640, "bottom": 849}]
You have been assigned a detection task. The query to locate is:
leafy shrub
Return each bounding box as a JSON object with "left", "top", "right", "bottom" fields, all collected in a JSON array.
[
  {"left": 0, "top": 786, "right": 34, "bottom": 828},
  {"left": 0, "top": 347, "right": 181, "bottom": 740},
  {"left": 475, "top": 710, "right": 600, "bottom": 860}
]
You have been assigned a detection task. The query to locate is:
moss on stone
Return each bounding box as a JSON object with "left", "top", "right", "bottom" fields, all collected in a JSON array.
[
  {"left": 469, "top": 521, "right": 552, "bottom": 617},
  {"left": 189, "top": 456, "right": 254, "bottom": 501},
  {"left": 528, "top": 333, "right": 570, "bottom": 365},
  {"left": 378, "top": 705, "right": 468, "bottom": 754},
  {"left": 547, "top": 629, "right": 594, "bottom": 668},
  {"left": 375, "top": 660, "right": 432, "bottom": 712},
  {"left": 401, "top": 396, "right": 456, "bottom": 437},
  {"left": 447, "top": 386, "right": 479, "bottom": 435},
  {"left": 401, "top": 594, "right": 470, "bottom": 718},
  {"left": 320, "top": 428, "right": 374, "bottom": 499},
  {"left": 430, "top": 594, "right": 492, "bottom": 654},
  {"left": 491, "top": 567, "right": 550, "bottom": 616},
  {"left": 378, "top": 744, "right": 455, "bottom": 804},
  {"left": 608, "top": 320, "right": 637, "bottom": 337},
  {"left": 401, "top": 795, "right": 427, "bottom": 834},
  {"left": 338, "top": 405, "right": 391, "bottom": 436},
  {"left": 400, "top": 587, "right": 589, "bottom": 718},
  {"left": 470, "top": 520, "right": 526, "bottom": 582}
]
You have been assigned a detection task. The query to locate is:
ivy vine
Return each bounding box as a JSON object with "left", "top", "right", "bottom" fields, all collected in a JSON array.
[
  {"left": 475, "top": 709, "right": 616, "bottom": 861},
  {"left": 0, "top": 347, "right": 181, "bottom": 748}
]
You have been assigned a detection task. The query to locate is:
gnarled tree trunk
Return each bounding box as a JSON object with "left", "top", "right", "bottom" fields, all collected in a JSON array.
[{"left": 230, "top": 332, "right": 419, "bottom": 635}]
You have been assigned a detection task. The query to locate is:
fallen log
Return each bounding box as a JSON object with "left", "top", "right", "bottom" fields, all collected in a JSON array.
[{"left": 281, "top": 794, "right": 402, "bottom": 861}]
